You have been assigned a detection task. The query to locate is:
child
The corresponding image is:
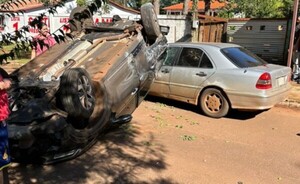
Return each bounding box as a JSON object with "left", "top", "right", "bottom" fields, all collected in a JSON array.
[{"left": 0, "top": 68, "right": 11, "bottom": 184}]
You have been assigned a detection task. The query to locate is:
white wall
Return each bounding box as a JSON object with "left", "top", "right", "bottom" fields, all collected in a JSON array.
[
  {"left": 0, "top": 0, "right": 139, "bottom": 36},
  {"left": 0, "top": 2, "right": 192, "bottom": 44},
  {"left": 158, "top": 15, "right": 192, "bottom": 43},
  {"left": 1, "top": 1, "right": 77, "bottom": 36}
]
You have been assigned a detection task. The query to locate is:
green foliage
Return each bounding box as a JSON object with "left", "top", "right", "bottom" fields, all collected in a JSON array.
[
  {"left": 160, "top": 0, "right": 181, "bottom": 8},
  {"left": 219, "top": 0, "right": 294, "bottom": 18},
  {"left": 0, "top": 0, "right": 107, "bottom": 64},
  {"left": 76, "top": 0, "right": 87, "bottom": 6},
  {"left": 180, "top": 134, "right": 197, "bottom": 141}
]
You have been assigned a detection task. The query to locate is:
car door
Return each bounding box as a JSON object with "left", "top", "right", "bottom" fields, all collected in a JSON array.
[
  {"left": 169, "top": 47, "right": 215, "bottom": 101},
  {"left": 150, "top": 46, "right": 181, "bottom": 97}
]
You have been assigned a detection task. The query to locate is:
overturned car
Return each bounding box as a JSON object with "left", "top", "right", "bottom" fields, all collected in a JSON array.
[{"left": 7, "top": 3, "right": 168, "bottom": 164}]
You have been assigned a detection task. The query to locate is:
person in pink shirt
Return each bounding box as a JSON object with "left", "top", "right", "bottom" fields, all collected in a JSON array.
[
  {"left": 31, "top": 23, "right": 56, "bottom": 59},
  {"left": 0, "top": 68, "right": 11, "bottom": 184}
]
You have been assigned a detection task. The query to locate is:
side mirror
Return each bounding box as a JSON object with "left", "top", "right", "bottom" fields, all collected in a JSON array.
[{"left": 160, "top": 25, "right": 170, "bottom": 36}]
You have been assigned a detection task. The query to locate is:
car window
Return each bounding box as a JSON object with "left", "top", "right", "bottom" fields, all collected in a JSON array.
[
  {"left": 177, "top": 48, "right": 203, "bottom": 67},
  {"left": 199, "top": 53, "right": 213, "bottom": 68},
  {"left": 221, "top": 47, "right": 268, "bottom": 68},
  {"left": 159, "top": 47, "right": 181, "bottom": 66}
]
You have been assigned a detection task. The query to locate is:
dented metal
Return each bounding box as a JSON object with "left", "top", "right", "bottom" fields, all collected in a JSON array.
[{"left": 7, "top": 11, "right": 168, "bottom": 164}]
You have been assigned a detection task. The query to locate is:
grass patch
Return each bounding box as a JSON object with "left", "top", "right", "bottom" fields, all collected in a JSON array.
[
  {"left": 1, "top": 43, "right": 31, "bottom": 63},
  {"left": 180, "top": 135, "right": 197, "bottom": 141}
]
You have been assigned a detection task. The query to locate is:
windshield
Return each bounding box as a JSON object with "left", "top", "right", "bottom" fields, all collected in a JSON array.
[{"left": 221, "top": 47, "right": 268, "bottom": 68}]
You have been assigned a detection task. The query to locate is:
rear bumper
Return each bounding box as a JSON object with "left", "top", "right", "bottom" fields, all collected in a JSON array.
[{"left": 227, "top": 85, "right": 292, "bottom": 110}]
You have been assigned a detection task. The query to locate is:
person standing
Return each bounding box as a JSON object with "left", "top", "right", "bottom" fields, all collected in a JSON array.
[
  {"left": 31, "top": 23, "right": 56, "bottom": 59},
  {"left": 0, "top": 68, "right": 11, "bottom": 184},
  {"left": 293, "top": 17, "right": 300, "bottom": 83}
]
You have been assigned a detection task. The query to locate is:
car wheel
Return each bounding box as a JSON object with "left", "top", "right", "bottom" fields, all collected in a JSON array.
[
  {"left": 69, "top": 7, "right": 93, "bottom": 33},
  {"left": 141, "top": 3, "right": 161, "bottom": 42},
  {"left": 59, "top": 68, "right": 95, "bottom": 119},
  {"left": 199, "top": 88, "right": 229, "bottom": 118}
]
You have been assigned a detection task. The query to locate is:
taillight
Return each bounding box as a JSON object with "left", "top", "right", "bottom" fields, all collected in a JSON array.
[{"left": 256, "top": 72, "right": 272, "bottom": 89}]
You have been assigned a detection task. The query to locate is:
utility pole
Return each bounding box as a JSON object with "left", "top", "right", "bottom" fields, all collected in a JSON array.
[
  {"left": 192, "top": 0, "right": 199, "bottom": 42},
  {"left": 287, "top": 0, "right": 299, "bottom": 68}
]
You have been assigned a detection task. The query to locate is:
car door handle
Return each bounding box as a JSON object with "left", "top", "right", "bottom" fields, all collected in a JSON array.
[
  {"left": 131, "top": 88, "right": 138, "bottom": 95},
  {"left": 161, "top": 69, "right": 169, "bottom": 73},
  {"left": 196, "top": 72, "right": 207, "bottom": 77}
]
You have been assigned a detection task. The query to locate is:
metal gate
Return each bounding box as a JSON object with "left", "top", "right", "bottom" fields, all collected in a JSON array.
[{"left": 227, "top": 18, "right": 289, "bottom": 65}]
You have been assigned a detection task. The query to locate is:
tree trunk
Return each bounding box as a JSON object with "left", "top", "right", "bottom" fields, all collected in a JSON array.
[
  {"left": 192, "top": 0, "right": 199, "bottom": 20},
  {"left": 183, "top": 0, "right": 189, "bottom": 15},
  {"left": 204, "top": 0, "right": 211, "bottom": 15}
]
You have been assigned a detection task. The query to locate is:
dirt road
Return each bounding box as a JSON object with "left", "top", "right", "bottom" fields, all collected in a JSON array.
[{"left": 8, "top": 97, "right": 300, "bottom": 184}]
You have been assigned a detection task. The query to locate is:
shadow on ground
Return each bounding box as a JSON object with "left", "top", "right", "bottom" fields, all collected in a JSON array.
[
  {"left": 8, "top": 121, "right": 178, "bottom": 184},
  {"left": 146, "top": 95, "right": 265, "bottom": 120}
]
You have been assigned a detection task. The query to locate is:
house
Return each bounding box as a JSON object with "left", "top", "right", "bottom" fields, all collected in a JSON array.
[
  {"left": 163, "top": 0, "right": 225, "bottom": 16},
  {"left": 0, "top": 0, "right": 140, "bottom": 35}
]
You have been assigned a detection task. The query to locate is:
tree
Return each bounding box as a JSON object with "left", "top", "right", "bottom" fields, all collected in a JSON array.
[
  {"left": 160, "top": 0, "right": 180, "bottom": 9},
  {"left": 0, "top": 0, "right": 107, "bottom": 63},
  {"left": 219, "top": 0, "right": 294, "bottom": 18},
  {"left": 76, "top": 0, "right": 87, "bottom": 6},
  {"left": 183, "top": 0, "right": 189, "bottom": 15},
  {"left": 204, "top": 0, "right": 211, "bottom": 15}
]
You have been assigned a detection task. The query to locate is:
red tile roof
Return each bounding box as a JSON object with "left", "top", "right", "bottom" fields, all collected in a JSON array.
[
  {"left": 163, "top": 0, "right": 225, "bottom": 11},
  {"left": 0, "top": 0, "right": 52, "bottom": 12}
]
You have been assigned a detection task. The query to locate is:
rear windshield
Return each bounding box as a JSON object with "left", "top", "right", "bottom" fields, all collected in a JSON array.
[{"left": 221, "top": 47, "right": 268, "bottom": 68}]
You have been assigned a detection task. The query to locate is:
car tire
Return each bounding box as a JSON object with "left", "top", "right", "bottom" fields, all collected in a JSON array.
[
  {"left": 199, "top": 88, "right": 229, "bottom": 118},
  {"left": 141, "top": 3, "right": 161, "bottom": 42},
  {"left": 69, "top": 7, "right": 93, "bottom": 33},
  {"left": 59, "top": 68, "right": 95, "bottom": 119}
]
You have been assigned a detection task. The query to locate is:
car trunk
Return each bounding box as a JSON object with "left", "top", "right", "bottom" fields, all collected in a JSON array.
[{"left": 249, "top": 64, "right": 291, "bottom": 91}]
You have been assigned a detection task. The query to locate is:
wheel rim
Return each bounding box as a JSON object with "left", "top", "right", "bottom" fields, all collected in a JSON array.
[
  {"left": 77, "top": 75, "right": 94, "bottom": 110},
  {"left": 204, "top": 93, "right": 223, "bottom": 113}
]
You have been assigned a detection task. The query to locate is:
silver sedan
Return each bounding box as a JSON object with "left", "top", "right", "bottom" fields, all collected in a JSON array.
[{"left": 149, "top": 42, "right": 292, "bottom": 118}]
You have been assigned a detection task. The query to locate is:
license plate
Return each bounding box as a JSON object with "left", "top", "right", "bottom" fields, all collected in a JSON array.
[{"left": 277, "top": 76, "right": 286, "bottom": 86}]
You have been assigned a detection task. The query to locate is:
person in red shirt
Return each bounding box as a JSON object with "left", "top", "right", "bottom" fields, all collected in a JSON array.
[
  {"left": 31, "top": 23, "right": 56, "bottom": 59},
  {"left": 0, "top": 68, "right": 11, "bottom": 184}
]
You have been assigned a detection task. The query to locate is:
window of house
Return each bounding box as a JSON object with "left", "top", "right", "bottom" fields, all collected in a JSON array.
[
  {"left": 260, "top": 25, "right": 265, "bottom": 31},
  {"left": 246, "top": 26, "right": 253, "bottom": 30}
]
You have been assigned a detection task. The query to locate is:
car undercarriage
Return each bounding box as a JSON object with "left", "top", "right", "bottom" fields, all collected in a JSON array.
[{"left": 7, "top": 3, "right": 168, "bottom": 164}]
